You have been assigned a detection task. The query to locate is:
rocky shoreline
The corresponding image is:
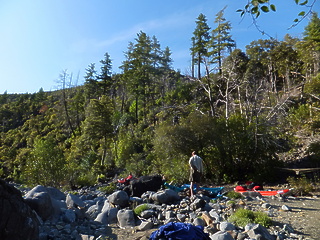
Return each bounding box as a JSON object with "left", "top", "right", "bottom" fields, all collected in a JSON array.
[{"left": 1, "top": 178, "right": 319, "bottom": 240}]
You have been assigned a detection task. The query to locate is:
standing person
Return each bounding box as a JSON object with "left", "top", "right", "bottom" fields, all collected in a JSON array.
[{"left": 189, "top": 151, "right": 203, "bottom": 197}]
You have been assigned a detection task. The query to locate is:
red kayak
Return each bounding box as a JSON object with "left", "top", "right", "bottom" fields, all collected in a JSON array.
[{"left": 235, "top": 187, "right": 291, "bottom": 196}]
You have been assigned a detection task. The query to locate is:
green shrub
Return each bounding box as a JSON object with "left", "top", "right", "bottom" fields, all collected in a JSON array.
[
  {"left": 225, "top": 191, "right": 244, "bottom": 199},
  {"left": 21, "top": 137, "right": 66, "bottom": 187},
  {"left": 287, "top": 175, "right": 315, "bottom": 196},
  {"left": 254, "top": 211, "right": 273, "bottom": 227},
  {"left": 98, "top": 182, "right": 117, "bottom": 194},
  {"left": 228, "top": 208, "right": 272, "bottom": 228},
  {"left": 133, "top": 204, "right": 150, "bottom": 216}
]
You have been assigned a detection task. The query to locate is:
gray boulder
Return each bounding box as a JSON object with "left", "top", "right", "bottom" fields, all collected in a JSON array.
[
  {"left": 62, "top": 209, "right": 76, "bottom": 223},
  {"left": 95, "top": 210, "right": 109, "bottom": 224},
  {"left": 117, "top": 209, "right": 135, "bottom": 228},
  {"left": 190, "top": 197, "right": 206, "bottom": 210},
  {"left": 246, "top": 224, "right": 274, "bottom": 240},
  {"left": 241, "top": 191, "right": 262, "bottom": 198},
  {"left": 108, "top": 190, "right": 129, "bottom": 207},
  {"left": 218, "top": 222, "right": 236, "bottom": 231},
  {"left": 25, "top": 185, "right": 65, "bottom": 201},
  {"left": 107, "top": 207, "right": 119, "bottom": 224},
  {"left": 151, "top": 189, "right": 180, "bottom": 204},
  {"left": 85, "top": 199, "right": 104, "bottom": 219},
  {"left": 140, "top": 209, "right": 155, "bottom": 219},
  {"left": 94, "top": 200, "right": 119, "bottom": 224},
  {"left": 138, "top": 221, "right": 154, "bottom": 231},
  {"left": 193, "top": 217, "right": 206, "bottom": 226},
  {"left": 210, "top": 231, "right": 234, "bottom": 240},
  {"left": 0, "top": 179, "right": 39, "bottom": 240},
  {"left": 25, "top": 191, "right": 54, "bottom": 221},
  {"left": 25, "top": 185, "right": 66, "bottom": 221},
  {"left": 66, "top": 193, "right": 86, "bottom": 209}
]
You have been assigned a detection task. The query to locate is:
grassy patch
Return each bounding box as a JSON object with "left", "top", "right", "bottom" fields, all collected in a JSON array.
[
  {"left": 225, "top": 191, "right": 244, "bottom": 199},
  {"left": 133, "top": 204, "right": 150, "bottom": 216},
  {"left": 228, "top": 208, "right": 272, "bottom": 228}
]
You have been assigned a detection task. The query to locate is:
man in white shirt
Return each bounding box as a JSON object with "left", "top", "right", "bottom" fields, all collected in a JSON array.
[{"left": 189, "top": 151, "right": 203, "bottom": 197}]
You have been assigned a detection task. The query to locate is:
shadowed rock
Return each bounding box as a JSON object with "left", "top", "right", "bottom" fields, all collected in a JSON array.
[{"left": 0, "top": 179, "right": 39, "bottom": 240}]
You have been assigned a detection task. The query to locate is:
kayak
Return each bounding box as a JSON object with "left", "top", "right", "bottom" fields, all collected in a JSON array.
[
  {"left": 235, "top": 188, "right": 292, "bottom": 196},
  {"left": 164, "top": 182, "right": 224, "bottom": 197}
]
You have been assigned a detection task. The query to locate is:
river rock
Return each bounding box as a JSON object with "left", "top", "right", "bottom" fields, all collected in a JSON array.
[
  {"left": 25, "top": 191, "right": 54, "bottom": 221},
  {"left": 246, "top": 224, "right": 274, "bottom": 240},
  {"left": 117, "top": 209, "right": 135, "bottom": 228},
  {"left": 107, "top": 190, "right": 129, "bottom": 207},
  {"left": 66, "top": 193, "right": 86, "bottom": 209},
  {"left": 210, "top": 231, "right": 234, "bottom": 240},
  {"left": 0, "top": 179, "right": 39, "bottom": 240},
  {"left": 151, "top": 189, "right": 180, "bottom": 204}
]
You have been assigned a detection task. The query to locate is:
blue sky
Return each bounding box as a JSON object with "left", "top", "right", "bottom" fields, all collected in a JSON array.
[{"left": 0, "top": 0, "right": 319, "bottom": 93}]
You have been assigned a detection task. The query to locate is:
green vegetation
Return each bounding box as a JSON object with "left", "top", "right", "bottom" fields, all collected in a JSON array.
[
  {"left": 0, "top": 11, "right": 319, "bottom": 189},
  {"left": 98, "top": 182, "right": 117, "bottom": 194},
  {"left": 133, "top": 204, "right": 150, "bottom": 216},
  {"left": 225, "top": 191, "right": 244, "bottom": 200},
  {"left": 287, "top": 176, "right": 315, "bottom": 196},
  {"left": 228, "top": 208, "right": 272, "bottom": 228}
]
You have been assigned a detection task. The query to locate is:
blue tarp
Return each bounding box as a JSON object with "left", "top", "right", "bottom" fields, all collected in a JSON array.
[
  {"left": 164, "top": 182, "right": 224, "bottom": 197},
  {"left": 149, "top": 222, "right": 210, "bottom": 240}
]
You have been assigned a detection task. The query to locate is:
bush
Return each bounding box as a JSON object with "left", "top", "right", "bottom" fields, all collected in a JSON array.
[
  {"left": 21, "top": 137, "right": 66, "bottom": 187},
  {"left": 98, "top": 182, "right": 117, "bottom": 194},
  {"left": 225, "top": 191, "right": 244, "bottom": 199},
  {"left": 133, "top": 204, "right": 150, "bottom": 216},
  {"left": 254, "top": 211, "right": 273, "bottom": 227},
  {"left": 287, "top": 176, "right": 315, "bottom": 196},
  {"left": 228, "top": 208, "right": 272, "bottom": 228}
]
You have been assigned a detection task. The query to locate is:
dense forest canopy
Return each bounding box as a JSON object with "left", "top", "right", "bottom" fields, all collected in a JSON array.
[{"left": 0, "top": 10, "right": 320, "bottom": 188}]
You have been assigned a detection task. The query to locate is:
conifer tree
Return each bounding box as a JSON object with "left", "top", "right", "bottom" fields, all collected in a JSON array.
[
  {"left": 99, "top": 52, "right": 113, "bottom": 96},
  {"left": 209, "top": 8, "right": 235, "bottom": 75},
  {"left": 190, "top": 13, "right": 211, "bottom": 79},
  {"left": 298, "top": 12, "right": 320, "bottom": 79},
  {"left": 84, "top": 63, "right": 98, "bottom": 100}
]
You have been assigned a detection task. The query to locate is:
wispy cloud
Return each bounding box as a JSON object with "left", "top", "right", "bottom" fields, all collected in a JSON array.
[{"left": 97, "top": 7, "right": 197, "bottom": 48}]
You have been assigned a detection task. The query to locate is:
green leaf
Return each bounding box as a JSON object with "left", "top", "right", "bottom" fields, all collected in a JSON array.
[
  {"left": 299, "top": 0, "right": 308, "bottom": 5},
  {"left": 294, "top": 0, "right": 300, "bottom": 4},
  {"left": 298, "top": 11, "right": 306, "bottom": 16},
  {"left": 236, "top": 9, "right": 243, "bottom": 12},
  {"left": 294, "top": 18, "right": 299, "bottom": 22},
  {"left": 252, "top": 0, "right": 259, "bottom": 7},
  {"left": 251, "top": 6, "right": 259, "bottom": 14},
  {"left": 270, "top": 4, "right": 276, "bottom": 11},
  {"left": 261, "top": 6, "right": 269, "bottom": 12}
]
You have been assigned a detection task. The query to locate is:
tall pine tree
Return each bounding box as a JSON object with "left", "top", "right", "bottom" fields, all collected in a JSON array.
[
  {"left": 190, "top": 13, "right": 211, "bottom": 79},
  {"left": 209, "top": 7, "right": 235, "bottom": 75}
]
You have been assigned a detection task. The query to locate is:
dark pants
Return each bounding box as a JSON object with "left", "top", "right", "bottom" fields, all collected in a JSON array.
[{"left": 189, "top": 170, "right": 202, "bottom": 183}]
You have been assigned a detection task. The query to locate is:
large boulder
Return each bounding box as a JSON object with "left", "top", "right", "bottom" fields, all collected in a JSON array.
[
  {"left": 210, "top": 231, "right": 234, "bottom": 240},
  {"left": 25, "top": 185, "right": 65, "bottom": 201},
  {"left": 117, "top": 209, "right": 135, "bottom": 228},
  {"left": 66, "top": 193, "right": 86, "bottom": 209},
  {"left": 107, "top": 190, "right": 129, "bottom": 207},
  {"left": 246, "top": 224, "right": 274, "bottom": 240},
  {"left": 0, "top": 179, "right": 39, "bottom": 240},
  {"left": 151, "top": 189, "right": 180, "bottom": 204},
  {"left": 94, "top": 200, "right": 119, "bottom": 224},
  {"left": 25, "top": 191, "right": 54, "bottom": 221},
  {"left": 25, "top": 185, "right": 66, "bottom": 221}
]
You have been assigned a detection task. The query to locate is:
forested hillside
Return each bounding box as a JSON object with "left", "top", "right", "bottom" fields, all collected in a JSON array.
[{"left": 0, "top": 11, "right": 319, "bottom": 189}]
